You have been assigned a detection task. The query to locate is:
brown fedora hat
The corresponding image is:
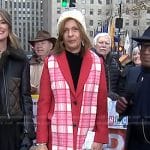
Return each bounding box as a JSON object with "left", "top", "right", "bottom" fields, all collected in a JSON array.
[
  {"left": 132, "top": 26, "right": 150, "bottom": 42},
  {"left": 28, "top": 30, "right": 54, "bottom": 46}
]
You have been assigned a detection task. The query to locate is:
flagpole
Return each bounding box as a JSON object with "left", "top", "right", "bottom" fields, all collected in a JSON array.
[{"left": 118, "top": 1, "right": 122, "bottom": 57}]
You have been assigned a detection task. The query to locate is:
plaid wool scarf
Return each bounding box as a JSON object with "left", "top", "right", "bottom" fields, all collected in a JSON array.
[{"left": 48, "top": 51, "right": 102, "bottom": 150}]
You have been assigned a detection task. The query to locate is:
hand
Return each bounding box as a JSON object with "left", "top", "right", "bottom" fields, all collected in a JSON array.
[
  {"left": 108, "top": 91, "right": 119, "bottom": 100},
  {"left": 31, "top": 86, "right": 38, "bottom": 94},
  {"left": 20, "top": 135, "right": 32, "bottom": 150},
  {"left": 116, "top": 97, "right": 128, "bottom": 114},
  {"left": 36, "top": 144, "right": 48, "bottom": 150},
  {"left": 91, "top": 142, "right": 103, "bottom": 150}
]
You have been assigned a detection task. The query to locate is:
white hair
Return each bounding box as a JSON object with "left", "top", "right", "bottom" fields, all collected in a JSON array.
[
  {"left": 132, "top": 46, "right": 140, "bottom": 55},
  {"left": 93, "top": 32, "right": 111, "bottom": 46}
]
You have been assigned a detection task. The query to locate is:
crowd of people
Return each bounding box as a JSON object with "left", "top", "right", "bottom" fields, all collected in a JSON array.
[{"left": 0, "top": 7, "right": 150, "bottom": 150}]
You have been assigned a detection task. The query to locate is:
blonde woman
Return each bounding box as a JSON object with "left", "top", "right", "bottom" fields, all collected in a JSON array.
[{"left": 0, "top": 9, "right": 35, "bottom": 150}]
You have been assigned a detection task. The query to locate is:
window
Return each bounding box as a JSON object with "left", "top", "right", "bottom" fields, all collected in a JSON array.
[
  {"left": 90, "top": 9, "right": 94, "bottom": 15},
  {"left": 90, "top": 30, "right": 94, "bottom": 37},
  {"left": 132, "top": 30, "right": 138, "bottom": 37},
  {"left": 81, "top": 8, "right": 86, "bottom": 15},
  {"left": 106, "top": 0, "right": 110, "bottom": 5},
  {"left": 97, "top": 21, "right": 102, "bottom": 32},
  {"left": 32, "top": 3, "right": 34, "bottom": 9},
  {"left": 36, "top": 22, "right": 39, "bottom": 26},
  {"left": 19, "top": 3, "right": 21, "bottom": 8},
  {"left": 98, "top": 9, "right": 101, "bottom": 15},
  {"left": 23, "top": 3, "right": 25, "bottom": 7},
  {"left": 27, "top": 2, "right": 30, "bottom": 8},
  {"left": 5, "top": 1, "right": 7, "bottom": 8},
  {"left": 36, "top": 2, "right": 39, "bottom": 9},
  {"left": 98, "top": 0, "right": 102, "bottom": 4},
  {"left": 106, "top": 9, "right": 110, "bottom": 16},
  {"left": 133, "top": 11, "right": 138, "bottom": 16},
  {"left": 9, "top": 1, "right": 12, "bottom": 8},
  {"left": 57, "top": 8, "right": 61, "bottom": 14},
  {"left": 125, "top": 22, "right": 129, "bottom": 26},
  {"left": 146, "top": 19, "right": 150, "bottom": 26},
  {"left": 125, "top": 19, "right": 129, "bottom": 26},
  {"left": 147, "top": 7, "right": 150, "bottom": 14},
  {"left": 126, "top": 7, "right": 129, "bottom": 15},
  {"left": 90, "top": 0, "right": 94, "bottom": 4},
  {"left": 81, "top": 0, "right": 86, "bottom": 4},
  {"left": 89, "top": 20, "right": 93, "bottom": 26},
  {"left": 133, "top": 0, "right": 138, "bottom": 3},
  {"left": 98, "top": 20, "right": 102, "bottom": 26},
  {"left": 133, "top": 20, "right": 138, "bottom": 26}
]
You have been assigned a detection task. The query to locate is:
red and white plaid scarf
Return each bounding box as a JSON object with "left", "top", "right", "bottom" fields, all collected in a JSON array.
[{"left": 48, "top": 51, "right": 101, "bottom": 150}]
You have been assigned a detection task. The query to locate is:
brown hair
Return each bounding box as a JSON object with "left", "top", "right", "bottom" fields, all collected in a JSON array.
[
  {"left": 0, "top": 9, "right": 21, "bottom": 49},
  {"left": 53, "top": 18, "right": 92, "bottom": 56}
]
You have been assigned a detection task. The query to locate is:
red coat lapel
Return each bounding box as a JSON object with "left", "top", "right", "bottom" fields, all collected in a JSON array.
[
  {"left": 56, "top": 51, "right": 76, "bottom": 95},
  {"left": 55, "top": 50, "right": 92, "bottom": 97},
  {"left": 76, "top": 50, "right": 92, "bottom": 96}
]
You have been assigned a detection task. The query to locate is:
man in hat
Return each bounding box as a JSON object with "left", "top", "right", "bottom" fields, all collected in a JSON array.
[
  {"left": 29, "top": 30, "right": 56, "bottom": 94},
  {"left": 36, "top": 10, "right": 108, "bottom": 150},
  {"left": 116, "top": 26, "right": 150, "bottom": 150}
]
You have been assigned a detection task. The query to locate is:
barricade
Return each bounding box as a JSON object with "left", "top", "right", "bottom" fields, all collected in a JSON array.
[{"left": 103, "top": 98, "right": 127, "bottom": 150}]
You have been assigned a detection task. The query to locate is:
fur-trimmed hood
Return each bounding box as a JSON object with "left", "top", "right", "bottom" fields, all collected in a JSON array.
[
  {"left": 5, "top": 46, "right": 26, "bottom": 60},
  {"left": 0, "top": 46, "right": 27, "bottom": 70}
]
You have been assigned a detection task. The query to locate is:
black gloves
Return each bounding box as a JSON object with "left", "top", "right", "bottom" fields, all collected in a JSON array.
[{"left": 20, "top": 134, "right": 33, "bottom": 150}]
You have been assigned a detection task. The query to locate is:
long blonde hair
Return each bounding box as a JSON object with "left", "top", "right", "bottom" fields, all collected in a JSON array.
[
  {"left": 53, "top": 18, "right": 92, "bottom": 56},
  {"left": 0, "top": 9, "right": 21, "bottom": 49}
]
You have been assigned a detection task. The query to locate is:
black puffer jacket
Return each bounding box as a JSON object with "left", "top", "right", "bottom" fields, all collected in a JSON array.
[
  {"left": 105, "top": 52, "right": 121, "bottom": 94},
  {"left": 92, "top": 48, "right": 121, "bottom": 100},
  {"left": 0, "top": 47, "right": 35, "bottom": 139}
]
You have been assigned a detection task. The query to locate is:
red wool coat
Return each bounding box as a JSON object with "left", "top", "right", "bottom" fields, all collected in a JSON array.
[{"left": 36, "top": 50, "right": 108, "bottom": 149}]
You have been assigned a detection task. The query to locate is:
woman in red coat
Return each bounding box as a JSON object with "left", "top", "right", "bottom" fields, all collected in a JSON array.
[{"left": 36, "top": 10, "right": 108, "bottom": 150}]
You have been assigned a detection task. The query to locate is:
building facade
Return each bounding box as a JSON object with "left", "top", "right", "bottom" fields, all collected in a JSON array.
[
  {"left": 0, "top": 0, "right": 44, "bottom": 51},
  {"left": 49, "top": 0, "right": 150, "bottom": 46},
  {"left": 0, "top": 0, "right": 150, "bottom": 51}
]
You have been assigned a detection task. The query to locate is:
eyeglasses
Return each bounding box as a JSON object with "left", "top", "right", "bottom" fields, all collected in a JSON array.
[{"left": 98, "top": 41, "right": 110, "bottom": 46}]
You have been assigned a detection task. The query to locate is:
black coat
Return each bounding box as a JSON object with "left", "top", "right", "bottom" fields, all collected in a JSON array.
[
  {"left": 92, "top": 48, "right": 121, "bottom": 100},
  {"left": 120, "top": 66, "right": 150, "bottom": 150},
  {"left": 0, "top": 47, "right": 35, "bottom": 140},
  {"left": 105, "top": 52, "right": 121, "bottom": 95}
]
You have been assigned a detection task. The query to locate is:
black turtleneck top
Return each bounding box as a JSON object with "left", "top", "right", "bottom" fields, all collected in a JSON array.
[{"left": 66, "top": 50, "right": 83, "bottom": 90}]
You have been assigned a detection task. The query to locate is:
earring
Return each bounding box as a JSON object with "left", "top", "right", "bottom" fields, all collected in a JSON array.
[{"left": 81, "top": 41, "right": 84, "bottom": 47}]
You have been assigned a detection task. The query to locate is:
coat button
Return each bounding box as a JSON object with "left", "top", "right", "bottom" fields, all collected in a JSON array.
[
  {"left": 73, "top": 101, "right": 77, "bottom": 105},
  {"left": 73, "top": 123, "right": 77, "bottom": 127}
]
